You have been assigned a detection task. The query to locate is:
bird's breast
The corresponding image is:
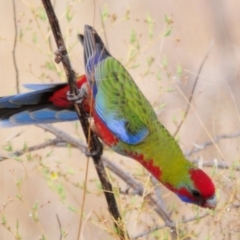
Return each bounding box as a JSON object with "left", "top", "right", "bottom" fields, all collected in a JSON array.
[{"left": 93, "top": 110, "right": 118, "bottom": 147}]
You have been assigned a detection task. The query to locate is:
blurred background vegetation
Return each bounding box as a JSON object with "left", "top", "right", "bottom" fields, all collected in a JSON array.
[{"left": 0, "top": 0, "right": 240, "bottom": 239}]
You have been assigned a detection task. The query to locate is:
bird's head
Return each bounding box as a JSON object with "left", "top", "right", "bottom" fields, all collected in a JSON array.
[{"left": 169, "top": 168, "right": 217, "bottom": 209}]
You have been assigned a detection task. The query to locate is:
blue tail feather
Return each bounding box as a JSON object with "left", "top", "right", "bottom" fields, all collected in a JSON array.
[
  {"left": 56, "top": 110, "right": 78, "bottom": 121},
  {"left": 0, "top": 96, "right": 21, "bottom": 108},
  {"left": 24, "top": 83, "right": 66, "bottom": 91},
  {"left": 30, "top": 108, "right": 58, "bottom": 122},
  {"left": 10, "top": 89, "right": 53, "bottom": 105}
]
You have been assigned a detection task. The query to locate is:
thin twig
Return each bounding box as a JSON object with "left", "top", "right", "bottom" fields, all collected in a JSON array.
[
  {"left": 131, "top": 212, "right": 210, "bottom": 239},
  {"left": 0, "top": 138, "right": 62, "bottom": 161},
  {"left": 56, "top": 214, "right": 63, "bottom": 240},
  {"left": 12, "top": 0, "right": 20, "bottom": 93},
  {"left": 173, "top": 40, "right": 214, "bottom": 137},
  {"left": 192, "top": 159, "right": 240, "bottom": 171},
  {"left": 186, "top": 131, "right": 240, "bottom": 157}
]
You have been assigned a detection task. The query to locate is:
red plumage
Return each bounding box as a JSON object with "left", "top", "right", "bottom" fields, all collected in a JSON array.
[{"left": 49, "top": 75, "right": 90, "bottom": 112}]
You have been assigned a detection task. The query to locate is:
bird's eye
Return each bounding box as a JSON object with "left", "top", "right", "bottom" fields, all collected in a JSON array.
[{"left": 191, "top": 190, "right": 200, "bottom": 197}]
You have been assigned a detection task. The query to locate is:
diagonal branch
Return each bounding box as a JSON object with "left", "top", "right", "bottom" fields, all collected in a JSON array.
[{"left": 41, "top": 1, "right": 126, "bottom": 239}]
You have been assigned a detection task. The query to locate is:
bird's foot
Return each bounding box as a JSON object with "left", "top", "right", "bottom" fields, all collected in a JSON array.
[
  {"left": 54, "top": 46, "right": 67, "bottom": 63},
  {"left": 66, "top": 88, "right": 86, "bottom": 104},
  {"left": 85, "top": 144, "right": 103, "bottom": 158}
]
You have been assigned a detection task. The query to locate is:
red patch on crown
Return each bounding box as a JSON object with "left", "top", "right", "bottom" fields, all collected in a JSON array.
[
  {"left": 126, "top": 151, "right": 162, "bottom": 179},
  {"left": 190, "top": 168, "right": 215, "bottom": 198}
]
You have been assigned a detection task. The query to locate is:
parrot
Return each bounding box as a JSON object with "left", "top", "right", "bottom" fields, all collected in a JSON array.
[
  {"left": 79, "top": 25, "right": 216, "bottom": 209},
  {"left": 0, "top": 25, "right": 216, "bottom": 209}
]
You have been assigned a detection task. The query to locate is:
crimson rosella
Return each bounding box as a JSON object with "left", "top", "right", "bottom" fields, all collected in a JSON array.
[{"left": 0, "top": 25, "right": 216, "bottom": 209}]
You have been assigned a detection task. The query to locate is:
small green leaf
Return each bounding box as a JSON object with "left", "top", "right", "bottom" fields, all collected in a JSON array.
[
  {"left": 156, "top": 71, "right": 161, "bottom": 80},
  {"left": 164, "top": 28, "right": 172, "bottom": 37},
  {"left": 41, "top": 234, "right": 46, "bottom": 240},
  {"left": 165, "top": 15, "right": 174, "bottom": 25},
  {"left": 130, "top": 29, "right": 136, "bottom": 44},
  {"left": 166, "top": 87, "right": 174, "bottom": 92},
  {"left": 22, "top": 141, "right": 28, "bottom": 152},
  {"left": 3, "top": 142, "right": 13, "bottom": 151},
  {"left": 32, "top": 202, "right": 39, "bottom": 211},
  {"left": 162, "top": 55, "right": 168, "bottom": 68},
  {"left": 147, "top": 56, "right": 154, "bottom": 67},
  {"left": 146, "top": 12, "right": 154, "bottom": 25},
  {"left": 1, "top": 215, "right": 6, "bottom": 225},
  {"left": 146, "top": 13, "right": 155, "bottom": 39},
  {"left": 16, "top": 178, "right": 23, "bottom": 187},
  {"left": 159, "top": 102, "right": 166, "bottom": 109},
  {"left": 32, "top": 32, "right": 37, "bottom": 43},
  {"left": 68, "top": 205, "right": 77, "bottom": 212},
  {"left": 67, "top": 168, "right": 75, "bottom": 175},
  {"left": 56, "top": 183, "right": 66, "bottom": 200},
  {"left": 165, "top": 15, "right": 170, "bottom": 24},
  {"left": 125, "top": 9, "right": 130, "bottom": 20},
  {"left": 16, "top": 194, "right": 23, "bottom": 201},
  {"left": 19, "top": 28, "right": 23, "bottom": 40},
  {"left": 66, "top": 6, "right": 73, "bottom": 22},
  {"left": 102, "top": 5, "right": 109, "bottom": 22},
  {"left": 177, "top": 64, "right": 183, "bottom": 77},
  {"left": 45, "top": 61, "right": 56, "bottom": 71},
  {"left": 45, "top": 150, "right": 53, "bottom": 158},
  {"left": 38, "top": 8, "right": 47, "bottom": 21},
  {"left": 130, "top": 63, "right": 140, "bottom": 69}
]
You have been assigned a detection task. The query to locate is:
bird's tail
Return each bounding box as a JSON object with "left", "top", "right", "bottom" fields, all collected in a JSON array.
[{"left": 0, "top": 83, "right": 79, "bottom": 127}]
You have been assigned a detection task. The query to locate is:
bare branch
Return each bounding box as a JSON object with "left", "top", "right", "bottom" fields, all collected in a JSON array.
[
  {"left": 186, "top": 131, "right": 240, "bottom": 157},
  {"left": 41, "top": 1, "right": 125, "bottom": 238}
]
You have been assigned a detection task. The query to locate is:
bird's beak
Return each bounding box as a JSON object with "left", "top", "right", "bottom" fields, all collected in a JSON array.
[{"left": 205, "top": 195, "right": 217, "bottom": 209}]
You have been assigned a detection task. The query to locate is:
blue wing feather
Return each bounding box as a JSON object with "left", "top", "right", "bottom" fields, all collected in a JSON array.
[{"left": 95, "top": 92, "right": 148, "bottom": 145}]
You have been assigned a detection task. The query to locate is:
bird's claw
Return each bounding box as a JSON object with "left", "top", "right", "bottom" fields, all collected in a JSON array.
[
  {"left": 66, "top": 89, "right": 86, "bottom": 104},
  {"left": 54, "top": 46, "right": 66, "bottom": 63},
  {"left": 85, "top": 145, "right": 103, "bottom": 158}
]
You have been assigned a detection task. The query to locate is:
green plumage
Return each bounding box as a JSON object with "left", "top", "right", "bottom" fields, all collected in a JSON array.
[
  {"left": 94, "top": 57, "right": 194, "bottom": 188},
  {"left": 83, "top": 24, "right": 215, "bottom": 207}
]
